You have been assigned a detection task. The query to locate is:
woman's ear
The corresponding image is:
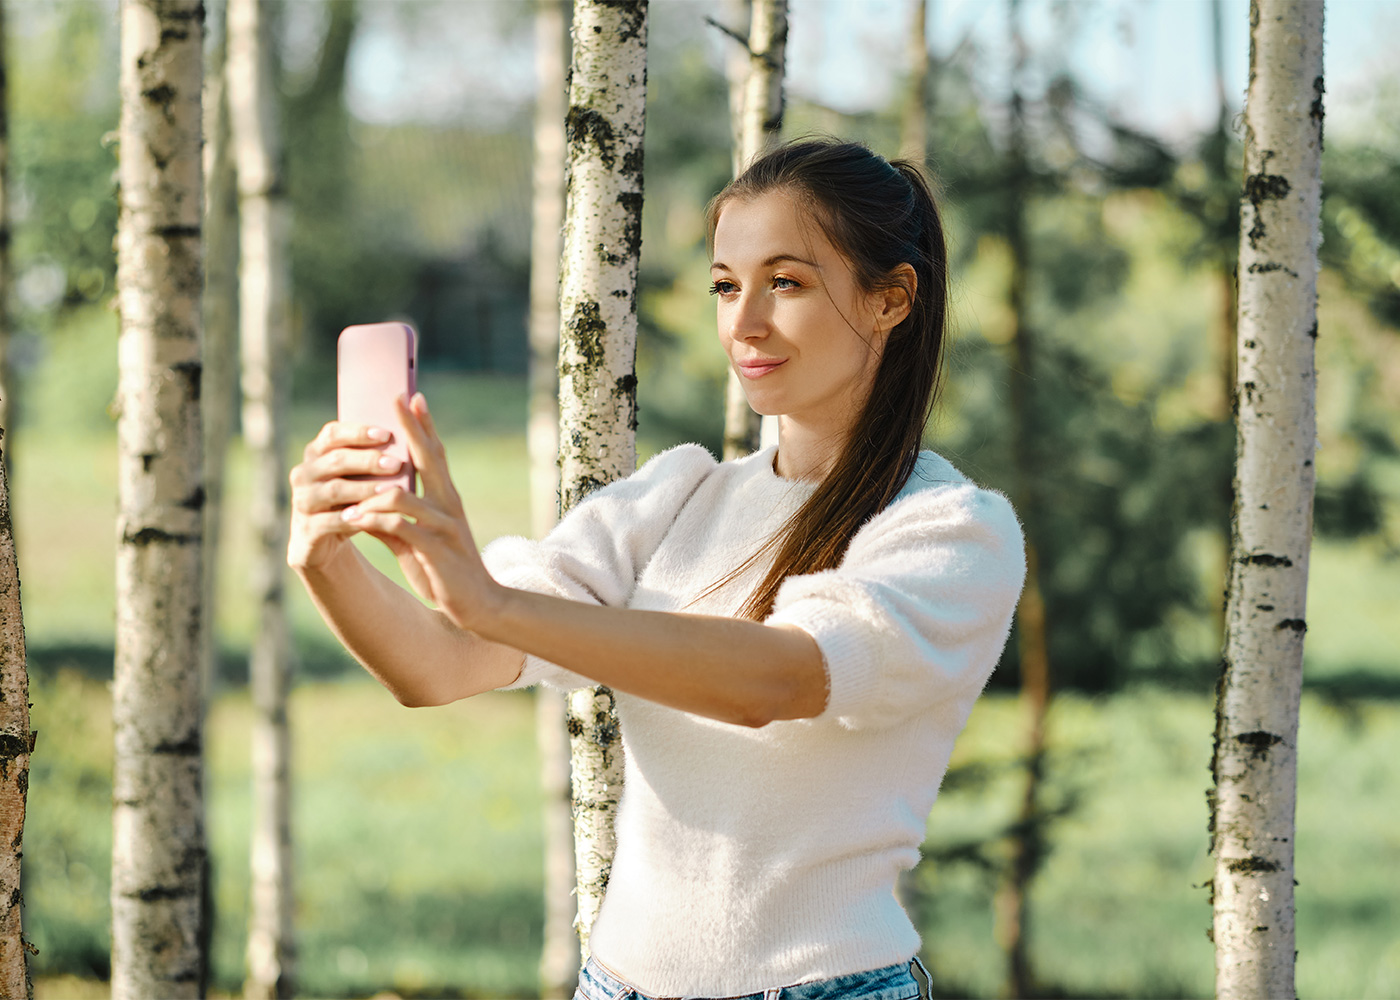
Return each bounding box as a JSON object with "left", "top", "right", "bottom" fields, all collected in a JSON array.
[{"left": 873, "top": 264, "right": 917, "bottom": 334}]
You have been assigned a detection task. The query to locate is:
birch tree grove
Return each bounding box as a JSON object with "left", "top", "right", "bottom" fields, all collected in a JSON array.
[
  {"left": 558, "top": 0, "right": 648, "bottom": 957},
  {"left": 527, "top": 0, "right": 576, "bottom": 993},
  {"left": 227, "top": 0, "right": 295, "bottom": 992},
  {"left": 112, "top": 2, "right": 207, "bottom": 996},
  {"left": 721, "top": 0, "right": 787, "bottom": 462},
  {"left": 1212, "top": 3, "right": 1324, "bottom": 996}
]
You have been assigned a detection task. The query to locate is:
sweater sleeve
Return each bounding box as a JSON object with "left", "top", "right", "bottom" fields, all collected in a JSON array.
[
  {"left": 480, "top": 442, "right": 719, "bottom": 691},
  {"left": 764, "top": 483, "right": 1026, "bottom": 730}
]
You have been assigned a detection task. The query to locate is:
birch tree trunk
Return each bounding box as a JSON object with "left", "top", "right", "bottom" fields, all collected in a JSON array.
[
  {"left": 202, "top": 0, "right": 238, "bottom": 703},
  {"left": 1212, "top": 3, "right": 1323, "bottom": 996},
  {"left": 227, "top": 0, "right": 294, "bottom": 994},
  {"left": 899, "top": 0, "right": 929, "bottom": 166},
  {"left": 528, "top": 1, "right": 577, "bottom": 993},
  {"left": 0, "top": 445, "right": 34, "bottom": 1000},
  {"left": 559, "top": 0, "right": 647, "bottom": 957},
  {"left": 722, "top": 0, "right": 786, "bottom": 462},
  {"left": 993, "top": 4, "right": 1051, "bottom": 995},
  {"left": 112, "top": 2, "right": 207, "bottom": 996},
  {"left": 721, "top": 0, "right": 751, "bottom": 180}
]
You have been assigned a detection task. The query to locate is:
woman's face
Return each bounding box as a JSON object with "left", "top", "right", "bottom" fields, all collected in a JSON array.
[{"left": 710, "top": 189, "right": 893, "bottom": 437}]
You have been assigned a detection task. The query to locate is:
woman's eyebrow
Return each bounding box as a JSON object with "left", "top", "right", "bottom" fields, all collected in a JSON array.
[{"left": 711, "top": 253, "right": 821, "bottom": 271}]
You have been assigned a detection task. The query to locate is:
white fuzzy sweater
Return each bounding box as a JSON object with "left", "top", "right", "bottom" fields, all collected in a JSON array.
[{"left": 481, "top": 443, "right": 1025, "bottom": 995}]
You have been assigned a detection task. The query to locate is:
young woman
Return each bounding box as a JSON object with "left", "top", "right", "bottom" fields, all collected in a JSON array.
[{"left": 288, "top": 139, "right": 1025, "bottom": 1000}]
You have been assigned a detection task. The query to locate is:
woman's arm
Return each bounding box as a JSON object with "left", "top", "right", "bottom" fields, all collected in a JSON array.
[
  {"left": 288, "top": 420, "right": 524, "bottom": 706},
  {"left": 293, "top": 540, "right": 523, "bottom": 707},
  {"left": 486, "top": 589, "right": 826, "bottom": 727},
  {"left": 339, "top": 394, "right": 829, "bottom": 725}
]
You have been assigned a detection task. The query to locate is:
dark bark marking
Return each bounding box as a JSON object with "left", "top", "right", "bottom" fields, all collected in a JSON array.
[
  {"left": 1276, "top": 618, "right": 1306, "bottom": 633},
  {"left": 123, "top": 527, "right": 200, "bottom": 547},
  {"left": 142, "top": 83, "right": 176, "bottom": 108},
  {"left": 142, "top": 453, "right": 157, "bottom": 474},
  {"left": 615, "top": 373, "right": 638, "bottom": 432},
  {"left": 617, "top": 190, "right": 644, "bottom": 261},
  {"left": 566, "top": 105, "right": 617, "bottom": 170},
  {"left": 1244, "top": 339, "right": 1257, "bottom": 349},
  {"left": 1247, "top": 261, "right": 1298, "bottom": 277},
  {"left": 179, "top": 486, "right": 206, "bottom": 511},
  {"left": 564, "top": 298, "right": 607, "bottom": 371},
  {"left": 155, "top": 224, "right": 201, "bottom": 240},
  {"left": 1234, "top": 730, "right": 1282, "bottom": 750},
  {"left": 172, "top": 360, "right": 202, "bottom": 403},
  {"left": 1307, "top": 321, "right": 1318, "bottom": 339},
  {"left": 125, "top": 884, "right": 199, "bottom": 902},
  {"left": 1310, "top": 76, "right": 1325, "bottom": 142},
  {"left": 153, "top": 732, "right": 202, "bottom": 756},
  {"left": 0, "top": 732, "right": 32, "bottom": 760},
  {"left": 1240, "top": 552, "right": 1292, "bottom": 567},
  {"left": 601, "top": 0, "right": 648, "bottom": 43},
  {"left": 1244, "top": 170, "right": 1290, "bottom": 249},
  {"left": 1224, "top": 855, "right": 1281, "bottom": 875},
  {"left": 1256, "top": 603, "right": 1275, "bottom": 611}
]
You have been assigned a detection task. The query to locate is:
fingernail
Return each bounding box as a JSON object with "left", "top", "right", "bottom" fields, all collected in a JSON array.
[
  {"left": 377, "top": 455, "right": 401, "bottom": 470},
  {"left": 367, "top": 428, "right": 390, "bottom": 442},
  {"left": 341, "top": 505, "right": 361, "bottom": 521}
]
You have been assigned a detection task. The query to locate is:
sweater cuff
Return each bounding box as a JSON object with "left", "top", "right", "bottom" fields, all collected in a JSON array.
[
  {"left": 764, "top": 574, "right": 889, "bottom": 725},
  {"left": 481, "top": 535, "right": 593, "bottom": 692}
]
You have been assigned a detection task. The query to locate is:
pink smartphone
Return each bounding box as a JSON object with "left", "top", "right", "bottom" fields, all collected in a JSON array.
[{"left": 337, "top": 322, "right": 418, "bottom": 495}]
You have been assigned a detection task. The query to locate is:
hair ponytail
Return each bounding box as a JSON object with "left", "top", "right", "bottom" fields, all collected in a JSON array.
[{"left": 698, "top": 139, "right": 950, "bottom": 620}]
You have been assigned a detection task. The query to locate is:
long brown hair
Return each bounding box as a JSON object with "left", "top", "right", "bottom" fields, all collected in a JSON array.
[{"left": 699, "top": 138, "right": 950, "bottom": 621}]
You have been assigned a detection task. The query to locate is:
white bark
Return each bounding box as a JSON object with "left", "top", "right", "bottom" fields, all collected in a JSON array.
[
  {"left": 722, "top": 0, "right": 786, "bottom": 461},
  {"left": 112, "top": 2, "right": 207, "bottom": 997},
  {"left": 529, "top": 0, "right": 568, "bottom": 547},
  {"left": 558, "top": 0, "right": 647, "bottom": 956},
  {"left": 529, "top": 2, "right": 577, "bottom": 992},
  {"left": 227, "top": 0, "right": 294, "bottom": 994},
  {"left": 1213, "top": 3, "right": 1323, "bottom": 998},
  {"left": 899, "top": 0, "right": 930, "bottom": 165},
  {"left": 0, "top": 449, "right": 34, "bottom": 1000}
]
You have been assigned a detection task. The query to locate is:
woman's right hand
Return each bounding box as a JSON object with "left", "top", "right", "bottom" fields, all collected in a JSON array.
[{"left": 287, "top": 421, "right": 401, "bottom": 572}]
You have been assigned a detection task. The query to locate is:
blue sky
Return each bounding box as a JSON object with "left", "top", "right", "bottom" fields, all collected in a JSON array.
[{"left": 784, "top": 0, "right": 1397, "bottom": 142}]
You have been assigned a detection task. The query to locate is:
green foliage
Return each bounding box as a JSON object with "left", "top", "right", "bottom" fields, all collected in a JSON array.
[{"left": 7, "top": 3, "right": 119, "bottom": 319}]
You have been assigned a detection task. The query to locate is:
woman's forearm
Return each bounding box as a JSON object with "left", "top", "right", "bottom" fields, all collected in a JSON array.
[
  {"left": 295, "top": 543, "right": 524, "bottom": 706},
  {"left": 479, "top": 584, "right": 827, "bottom": 727}
]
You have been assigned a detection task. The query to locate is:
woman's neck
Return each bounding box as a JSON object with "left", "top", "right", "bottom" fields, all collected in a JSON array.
[{"left": 772, "top": 415, "right": 848, "bottom": 483}]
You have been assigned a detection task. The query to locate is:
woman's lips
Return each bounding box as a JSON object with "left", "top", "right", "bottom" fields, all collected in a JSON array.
[{"left": 738, "top": 359, "right": 786, "bottom": 379}]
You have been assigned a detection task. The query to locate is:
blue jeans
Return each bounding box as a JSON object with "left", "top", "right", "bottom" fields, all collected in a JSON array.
[{"left": 574, "top": 955, "right": 932, "bottom": 1000}]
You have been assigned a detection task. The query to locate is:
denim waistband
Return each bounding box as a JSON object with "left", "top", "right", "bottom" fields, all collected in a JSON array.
[{"left": 575, "top": 954, "right": 931, "bottom": 1000}]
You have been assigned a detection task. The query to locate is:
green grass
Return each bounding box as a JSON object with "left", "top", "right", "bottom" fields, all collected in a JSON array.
[{"left": 26, "top": 675, "right": 1400, "bottom": 998}]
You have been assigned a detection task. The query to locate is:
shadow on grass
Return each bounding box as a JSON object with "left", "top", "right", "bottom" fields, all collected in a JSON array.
[
  {"left": 27, "top": 635, "right": 364, "bottom": 686},
  {"left": 1124, "top": 659, "right": 1400, "bottom": 702}
]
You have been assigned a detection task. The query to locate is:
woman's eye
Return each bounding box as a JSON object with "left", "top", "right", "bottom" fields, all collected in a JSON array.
[
  {"left": 773, "top": 276, "right": 799, "bottom": 290},
  {"left": 709, "top": 280, "right": 737, "bottom": 296}
]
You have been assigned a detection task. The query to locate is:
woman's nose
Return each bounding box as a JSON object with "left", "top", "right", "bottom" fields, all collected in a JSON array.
[{"left": 727, "top": 292, "right": 770, "bottom": 342}]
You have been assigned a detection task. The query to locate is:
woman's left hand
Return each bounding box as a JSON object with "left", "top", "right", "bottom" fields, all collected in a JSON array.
[{"left": 339, "top": 393, "right": 502, "bottom": 632}]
